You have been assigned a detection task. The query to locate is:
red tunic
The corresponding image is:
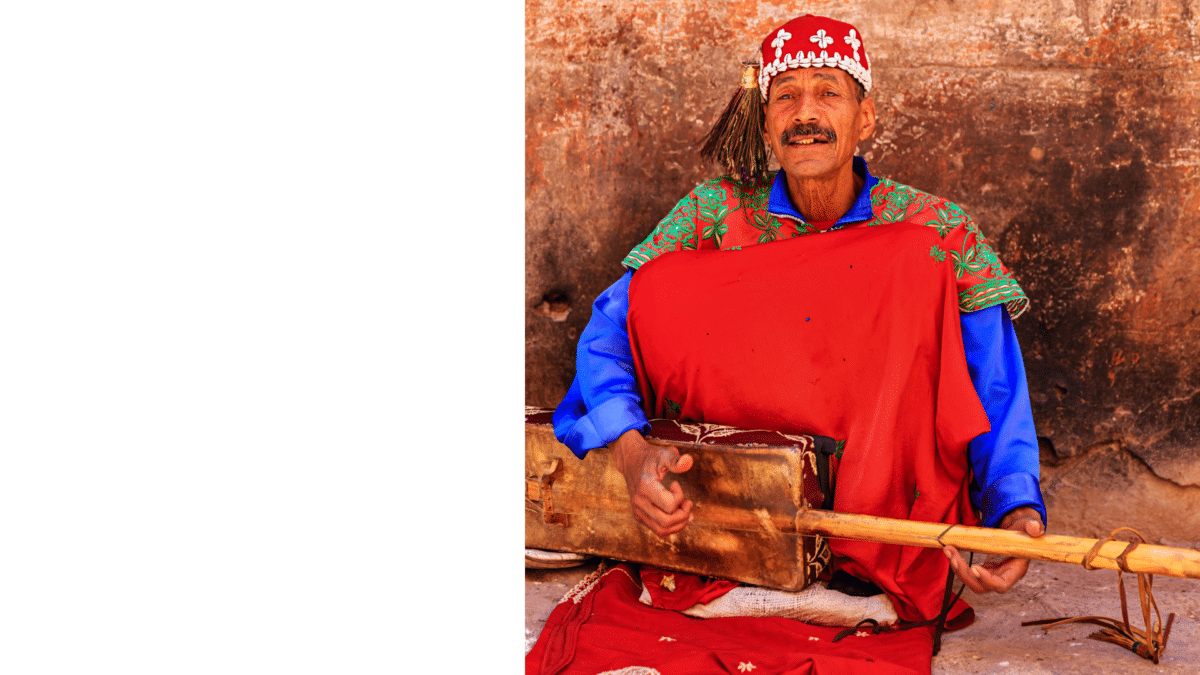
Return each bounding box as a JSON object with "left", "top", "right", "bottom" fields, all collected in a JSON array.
[
  {"left": 628, "top": 221, "right": 989, "bottom": 623},
  {"left": 527, "top": 172, "right": 1019, "bottom": 675},
  {"left": 619, "top": 171, "right": 1027, "bottom": 622}
]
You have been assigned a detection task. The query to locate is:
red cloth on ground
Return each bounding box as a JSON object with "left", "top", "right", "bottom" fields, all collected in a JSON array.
[
  {"left": 639, "top": 566, "right": 740, "bottom": 611},
  {"left": 526, "top": 564, "right": 938, "bottom": 675},
  {"left": 627, "top": 222, "right": 990, "bottom": 623}
]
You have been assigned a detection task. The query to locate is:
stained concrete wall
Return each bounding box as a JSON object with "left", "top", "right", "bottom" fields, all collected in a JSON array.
[{"left": 526, "top": 0, "right": 1200, "bottom": 540}]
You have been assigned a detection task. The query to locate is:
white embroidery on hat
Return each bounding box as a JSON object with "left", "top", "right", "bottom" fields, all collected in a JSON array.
[
  {"left": 771, "top": 28, "right": 792, "bottom": 59},
  {"left": 759, "top": 26, "right": 873, "bottom": 100},
  {"left": 845, "top": 29, "right": 861, "bottom": 63}
]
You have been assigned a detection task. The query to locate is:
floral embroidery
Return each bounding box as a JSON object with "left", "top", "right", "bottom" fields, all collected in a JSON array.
[
  {"left": 960, "top": 276, "right": 1027, "bottom": 316},
  {"left": 788, "top": 217, "right": 820, "bottom": 236},
  {"left": 695, "top": 181, "right": 729, "bottom": 225},
  {"left": 661, "top": 574, "right": 676, "bottom": 592},
  {"left": 658, "top": 636, "right": 676, "bottom": 642},
  {"left": 834, "top": 439, "right": 846, "bottom": 460},
  {"left": 738, "top": 663, "right": 757, "bottom": 673},
  {"left": 651, "top": 201, "right": 695, "bottom": 251},
  {"left": 731, "top": 174, "right": 773, "bottom": 211},
  {"left": 867, "top": 177, "right": 1029, "bottom": 319},
  {"left": 845, "top": 29, "right": 862, "bottom": 62},
  {"left": 664, "top": 398, "right": 682, "bottom": 417},
  {"left": 951, "top": 239, "right": 1001, "bottom": 279},
  {"left": 671, "top": 421, "right": 814, "bottom": 446},
  {"left": 702, "top": 220, "right": 728, "bottom": 247},
  {"left": 876, "top": 184, "right": 914, "bottom": 222},
  {"left": 771, "top": 29, "right": 792, "bottom": 58},
  {"left": 624, "top": 173, "right": 1029, "bottom": 319},
  {"left": 926, "top": 204, "right": 966, "bottom": 237},
  {"left": 750, "top": 211, "right": 782, "bottom": 243}
]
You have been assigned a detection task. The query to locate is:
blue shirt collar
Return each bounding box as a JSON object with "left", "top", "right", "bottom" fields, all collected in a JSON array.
[{"left": 767, "top": 156, "right": 878, "bottom": 226}]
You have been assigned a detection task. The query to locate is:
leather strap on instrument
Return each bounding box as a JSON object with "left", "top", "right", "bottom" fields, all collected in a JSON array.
[
  {"left": 812, "top": 435, "right": 838, "bottom": 510},
  {"left": 831, "top": 554, "right": 967, "bottom": 655},
  {"left": 1022, "top": 527, "right": 1176, "bottom": 663}
]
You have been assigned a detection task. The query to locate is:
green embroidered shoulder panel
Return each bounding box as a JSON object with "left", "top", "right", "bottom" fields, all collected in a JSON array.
[
  {"left": 867, "top": 178, "right": 1029, "bottom": 319},
  {"left": 624, "top": 173, "right": 1029, "bottom": 320},
  {"left": 623, "top": 174, "right": 777, "bottom": 269}
]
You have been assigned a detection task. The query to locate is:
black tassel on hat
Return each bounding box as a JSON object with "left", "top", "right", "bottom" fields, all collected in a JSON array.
[{"left": 699, "top": 61, "right": 768, "bottom": 185}]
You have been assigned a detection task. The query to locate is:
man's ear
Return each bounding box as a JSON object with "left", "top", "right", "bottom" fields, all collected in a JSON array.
[{"left": 858, "top": 96, "right": 876, "bottom": 142}]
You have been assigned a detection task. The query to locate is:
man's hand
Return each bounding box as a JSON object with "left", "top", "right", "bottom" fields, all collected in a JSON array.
[
  {"left": 609, "top": 429, "right": 694, "bottom": 537},
  {"left": 944, "top": 506, "right": 1044, "bottom": 594}
]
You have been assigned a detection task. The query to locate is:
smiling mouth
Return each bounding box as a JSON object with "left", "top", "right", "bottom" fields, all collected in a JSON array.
[{"left": 780, "top": 124, "right": 838, "bottom": 146}]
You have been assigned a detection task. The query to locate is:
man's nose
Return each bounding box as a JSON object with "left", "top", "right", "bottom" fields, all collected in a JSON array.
[{"left": 794, "top": 92, "right": 820, "bottom": 122}]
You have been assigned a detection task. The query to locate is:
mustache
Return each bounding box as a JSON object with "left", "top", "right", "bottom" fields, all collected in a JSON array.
[{"left": 780, "top": 123, "right": 837, "bottom": 145}]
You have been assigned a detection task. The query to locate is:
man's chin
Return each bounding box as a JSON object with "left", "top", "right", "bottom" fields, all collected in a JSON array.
[{"left": 778, "top": 156, "right": 841, "bottom": 181}]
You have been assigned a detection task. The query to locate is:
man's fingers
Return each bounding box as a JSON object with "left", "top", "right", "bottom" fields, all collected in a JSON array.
[
  {"left": 642, "top": 449, "right": 692, "bottom": 514},
  {"left": 634, "top": 510, "right": 688, "bottom": 537},
  {"left": 631, "top": 492, "right": 693, "bottom": 536},
  {"left": 668, "top": 480, "right": 684, "bottom": 500},
  {"left": 999, "top": 507, "right": 1044, "bottom": 538},
  {"left": 632, "top": 508, "right": 687, "bottom": 537},
  {"left": 633, "top": 479, "right": 691, "bottom": 523},
  {"left": 651, "top": 446, "right": 680, "bottom": 480},
  {"left": 944, "top": 545, "right": 987, "bottom": 594},
  {"left": 640, "top": 476, "right": 684, "bottom": 514},
  {"left": 614, "top": 439, "right": 695, "bottom": 538},
  {"left": 943, "top": 508, "right": 1042, "bottom": 594},
  {"left": 672, "top": 452, "right": 694, "bottom": 474},
  {"left": 945, "top": 547, "right": 1029, "bottom": 594},
  {"left": 970, "top": 565, "right": 1006, "bottom": 593},
  {"left": 1005, "top": 517, "right": 1042, "bottom": 537},
  {"left": 652, "top": 446, "right": 692, "bottom": 480},
  {"left": 973, "top": 557, "right": 1029, "bottom": 593}
]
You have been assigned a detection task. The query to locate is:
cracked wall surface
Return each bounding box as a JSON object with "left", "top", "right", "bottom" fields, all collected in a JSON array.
[
  {"left": 1040, "top": 439, "right": 1200, "bottom": 545},
  {"left": 526, "top": 0, "right": 1200, "bottom": 539}
]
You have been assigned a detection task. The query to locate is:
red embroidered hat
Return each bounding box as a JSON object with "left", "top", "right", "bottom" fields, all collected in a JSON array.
[{"left": 758, "top": 15, "right": 871, "bottom": 100}]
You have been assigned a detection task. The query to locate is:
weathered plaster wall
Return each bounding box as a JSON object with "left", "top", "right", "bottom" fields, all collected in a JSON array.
[{"left": 526, "top": 0, "right": 1200, "bottom": 539}]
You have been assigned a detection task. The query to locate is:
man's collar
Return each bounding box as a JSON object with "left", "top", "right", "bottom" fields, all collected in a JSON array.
[{"left": 767, "top": 156, "right": 878, "bottom": 225}]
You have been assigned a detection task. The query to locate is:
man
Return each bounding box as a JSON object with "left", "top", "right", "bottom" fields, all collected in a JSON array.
[{"left": 553, "top": 13, "right": 1044, "bottom": 611}]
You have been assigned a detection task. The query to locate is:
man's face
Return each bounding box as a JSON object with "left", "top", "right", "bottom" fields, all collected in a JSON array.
[{"left": 763, "top": 68, "right": 876, "bottom": 183}]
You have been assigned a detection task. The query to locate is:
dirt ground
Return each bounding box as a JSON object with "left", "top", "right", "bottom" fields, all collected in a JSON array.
[{"left": 526, "top": 557, "right": 1200, "bottom": 673}]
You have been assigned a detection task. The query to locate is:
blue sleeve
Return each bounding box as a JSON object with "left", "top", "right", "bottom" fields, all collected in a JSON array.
[
  {"left": 961, "top": 304, "right": 1048, "bottom": 528},
  {"left": 552, "top": 269, "right": 650, "bottom": 458}
]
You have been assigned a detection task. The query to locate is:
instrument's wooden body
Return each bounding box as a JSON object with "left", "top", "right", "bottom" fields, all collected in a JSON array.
[
  {"left": 524, "top": 411, "right": 830, "bottom": 591},
  {"left": 526, "top": 410, "right": 1200, "bottom": 584}
]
